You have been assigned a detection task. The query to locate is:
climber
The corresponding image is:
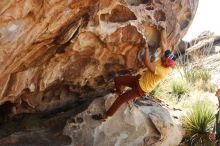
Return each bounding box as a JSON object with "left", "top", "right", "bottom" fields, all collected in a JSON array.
[
  {"left": 209, "top": 89, "right": 220, "bottom": 145},
  {"left": 92, "top": 46, "right": 177, "bottom": 121}
]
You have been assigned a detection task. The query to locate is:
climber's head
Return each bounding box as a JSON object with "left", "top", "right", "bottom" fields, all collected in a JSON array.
[
  {"left": 162, "top": 50, "right": 176, "bottom": 68},
  {"left": 215, "top": 89, "right": 220, "bottom": 98}
]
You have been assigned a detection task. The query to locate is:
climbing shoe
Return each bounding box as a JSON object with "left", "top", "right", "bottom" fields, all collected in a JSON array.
[{"left": 91, "top": 114, "right": 106, "bottom": 121}]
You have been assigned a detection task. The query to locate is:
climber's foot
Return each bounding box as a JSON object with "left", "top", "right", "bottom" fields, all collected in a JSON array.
[
  {"left": 109, "top": 89, "right": 116, "bottom": 94},
  {"left": 91, "top": 114, "right": 106, "bottom": 121}
]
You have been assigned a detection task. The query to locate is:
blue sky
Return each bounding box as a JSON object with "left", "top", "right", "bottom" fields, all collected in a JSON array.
[{"left": 183, "top": 0, "right": 220, "bottom": 41}]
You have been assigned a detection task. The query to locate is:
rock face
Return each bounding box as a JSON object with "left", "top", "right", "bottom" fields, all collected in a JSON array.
[
  {"left": 0, "top": 0, "right": 199, "bottom": 114},
  {"left": 63, "top": 94, "right": 183, "bottom": 146}
]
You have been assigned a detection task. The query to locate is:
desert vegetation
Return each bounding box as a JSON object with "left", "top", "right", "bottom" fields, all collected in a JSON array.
[{"left": 182, "top": 101, "right": 215, "bottom": 146}]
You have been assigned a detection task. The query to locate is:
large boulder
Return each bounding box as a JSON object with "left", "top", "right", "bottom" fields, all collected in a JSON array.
[
  {"left": 63, "top": 94, "right": 183, "bottom": 146},
  {"left": 0, "top": 0, "right": 199, "bottom": 114}
]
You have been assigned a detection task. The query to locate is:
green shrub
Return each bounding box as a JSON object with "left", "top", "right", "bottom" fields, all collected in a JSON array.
[
  {"left": 172, "top": 79, "right": 190, "bottom": 96},
  {"left": 184, "top": 70, "right": 196, "bottom": 83},
  {"left": 182, "top": 101, "right": 215, "bottom": 146},
  {"left": 184, "top": 69, "right": 211, "bottom": 83}
]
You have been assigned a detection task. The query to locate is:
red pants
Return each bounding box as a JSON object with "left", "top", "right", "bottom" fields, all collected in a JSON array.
[{"left": 105, "top": 75, "right": 145, "bottom": 117}]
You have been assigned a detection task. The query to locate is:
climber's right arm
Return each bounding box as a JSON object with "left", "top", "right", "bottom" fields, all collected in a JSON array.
[
  {"left": 143, "top": 48, "right": 155, "bottom": 73},
  {"left": 159, "top": 28, "right": 167, "bottom": 54}
]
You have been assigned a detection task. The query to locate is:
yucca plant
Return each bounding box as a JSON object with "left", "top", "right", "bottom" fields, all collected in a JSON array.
[
  {"left": 184, "top": 69, "right": 197, "bottom": 83},
  {"left": 197, "top": 69, "right": 211, "bottom": 82},
  {"left": 172, "top": 79, "right": 189, "bottom": 95},
  {"left": 184, "top": 69, "right": 211, "bottom": 83},
  {"left": 182, "top": 101, "right": 215, "bottom": 146}
]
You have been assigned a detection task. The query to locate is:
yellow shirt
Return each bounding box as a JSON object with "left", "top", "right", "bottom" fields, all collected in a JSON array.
[{"left": 139, "top": 59, "right": 171, "bottom": 92}]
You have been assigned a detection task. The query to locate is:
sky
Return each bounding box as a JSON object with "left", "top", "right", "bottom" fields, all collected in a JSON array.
[{"left": 183, "top": 0, "right": 220, "bottom": 41}]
